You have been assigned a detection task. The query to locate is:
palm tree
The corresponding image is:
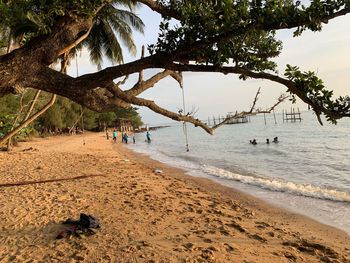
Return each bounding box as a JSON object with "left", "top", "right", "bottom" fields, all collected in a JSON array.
[
  {"left": 81, "top": 1, "right": 144, "bottom": 69},
  {"left": 0, "top": 0, "right": 144, "bottom": 148}
]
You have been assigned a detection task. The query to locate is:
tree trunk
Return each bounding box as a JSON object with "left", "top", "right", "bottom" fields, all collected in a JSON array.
[
  {"left": 5, "top": 89, "right": 42, "bottom": 151},
  {"left": 68, "top": 110, "right": 83, "bottom": 134},
  {"left": 0, "top": 58, "right": 68, "bottom": 148},
  {"left": 6, "top": 90, "right": 27, "bottom": 151},
  {"left": 6, "top": 31, "right": 12, "bottom": 54},
  {"left": 0, "top": 94, "right": 57, "bottom": 147},
  {"left": 23, "top": 90, "right": 41, "bottom": 122}
]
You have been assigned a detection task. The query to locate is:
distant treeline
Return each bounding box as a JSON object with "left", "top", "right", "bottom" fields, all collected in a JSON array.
[{"left": 0, "top": 89, "right": 143, "bottom": 141}]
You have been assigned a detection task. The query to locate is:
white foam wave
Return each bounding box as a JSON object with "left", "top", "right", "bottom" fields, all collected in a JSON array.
[{"left": 202, "top": 165, "right": 350, "bottom": 203}]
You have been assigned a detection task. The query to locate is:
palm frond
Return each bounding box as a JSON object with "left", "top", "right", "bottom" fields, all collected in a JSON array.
[
  {"left": 81, "top": 2, "right": 144, "bottom": 68},
  {"left": 107, "top": 16, "right": 137, "bottom": 56},
  {"left": 84, "top": 22, "right": 104, "bottom": 69},
  {"left": 110, "top": 8, "right": 144, "bottom": 34},
  {"left": 111, "top": 0, "right": 140, "bottom": 12},
  {"left": 101, "top": 21, "right": 123, "bottom": 64}
]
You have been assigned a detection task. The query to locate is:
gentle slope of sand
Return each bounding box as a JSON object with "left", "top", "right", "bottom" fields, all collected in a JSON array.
[{"left": 0, "top": 132, "right": 349, "bottom": 262}]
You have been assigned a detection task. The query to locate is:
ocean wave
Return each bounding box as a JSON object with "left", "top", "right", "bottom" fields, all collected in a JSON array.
[{"left": 202, "top": 165, "right": 350, "bottom": 203}]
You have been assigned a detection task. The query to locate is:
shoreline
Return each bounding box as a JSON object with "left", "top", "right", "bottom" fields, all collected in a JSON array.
[
  {"left": 0, "top": 132, "right": 349, "bottom": 262},
  {"left": 125, "top": 138, "right": 350, "bottom": 236},
  {"left": 121, "top": 142, "right": 349, "bottom": 235}
]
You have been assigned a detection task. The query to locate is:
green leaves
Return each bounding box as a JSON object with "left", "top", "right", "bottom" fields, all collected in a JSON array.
[
  {"left": 0, "top": 0, "right": 107, "bottom": 36},
  {"left": 149, "top": 0, "right": 349, "bottom": 73},
  {"left": 149, "top": 1, "right": 286, "bottom": 72},
  {"left": 284, "top": 65, "right": 350, "bottom": 123},
  {"left": 83, "top": 3, "right": 144, "bottom": 68}
]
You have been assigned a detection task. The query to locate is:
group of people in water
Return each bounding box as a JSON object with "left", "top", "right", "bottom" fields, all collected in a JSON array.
[
  {"left": 250, "top": 137, "right": 278, "bottom": 145},
  {"left": 107, "top": 129, "right": 151, "bottom": 144}
]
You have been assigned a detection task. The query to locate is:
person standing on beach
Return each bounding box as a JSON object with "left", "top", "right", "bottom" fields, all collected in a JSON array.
[
  {"left": 124, "top": 133, "right": 129, "bottom": 144},
  {"left": 132, "top": 133, "right": 136, "bottom": 144},
  {"left": 146, "top": 131, "right": 151, "bottom": 143},
  {"left": 121, "top": 132, "right": 124, "bottom": 143},
  {"left": 112, "top": 129, "right": 117, "bottom": 142}
]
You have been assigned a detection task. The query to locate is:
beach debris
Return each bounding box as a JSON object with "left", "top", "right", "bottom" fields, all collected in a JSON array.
[
  {"left": 22, "top": 147, "right": 38, "bottom": 152},
  {"left": 224, "top": 243, "right": 235, "bottom": 253},
  {"left": 226, "top": 221, "right": 246, "bottom": 233},
  {"left": 283, "top": 252, "right": 297, "bottom": 261},
  {"left": 153, "top": 169, "right": 163, "bottom": 174},
  {"left": 123, "top": 159, "right": 130, "bottom": 162},
  {"left": 248, "top": 233, "right": 267, "bottom": 243},
  {"left": 183, "top": 242, "right": 195, "bottom": 251},
  {"left": 56, "top": 213, "right": 100, "bottom": 239}
]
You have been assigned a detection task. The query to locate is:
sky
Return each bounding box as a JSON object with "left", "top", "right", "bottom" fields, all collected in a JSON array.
[{"left": 67, "top": 4, "right": 350, "bottom": 126}]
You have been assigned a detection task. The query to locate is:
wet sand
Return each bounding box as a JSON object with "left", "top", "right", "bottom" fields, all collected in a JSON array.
[{"left": 0, "top": 132, "right": 349, "bottom": 262}]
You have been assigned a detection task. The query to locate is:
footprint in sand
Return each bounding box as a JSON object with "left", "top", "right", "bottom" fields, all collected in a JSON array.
[{"left": 224, "top": 243, "right": 235, "bottom": 253}]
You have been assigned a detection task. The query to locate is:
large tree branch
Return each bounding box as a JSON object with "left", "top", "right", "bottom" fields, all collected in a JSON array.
[
  {"left": 114, "top": 88, "right": 213, "bottom": 134},
  {"left": 57, "top": 26, "right": 92, "bottom": 57},
  {"left": 1, "top": 2, "right": 349, "bottom": 134},
  {"left": 56, "top": 4, "right": 107, "bottom": 57},
  {"left": 74, "top": 54, "right": 167, "bottom": 87},
  {"left": 2, "top": 2, "right": 349, "bottom": 94},
  {"left": 165, "top": 63, "right": 291, "bottom": 86},
  {"left": 249, "top": 87, "right": 261, "bottom": 113},
  {"left": 137, "top": 0, "right": 182, "bottom": 19},
  {"left": 74, "top": 4, "right": 350, "bottom": 86},
  {"left": 165, "top": 63, "right": 350, "bottom": 122},
  {"left": 211, "top": 91, "right": 289, "bottom": 130},
  {"left": 125, "top": 69, "right": 182, "bottom": 97}
]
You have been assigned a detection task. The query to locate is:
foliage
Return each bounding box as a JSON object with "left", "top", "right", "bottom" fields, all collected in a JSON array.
[
  {"left": 81, "top": 3, "right": 144, "bottom": 69},
  {"left": 0, "top": 0, "right": 107, "bottom": 35},
  {"left": 0, "top": 93, "right": 143, "bottom": 137},
  {"left": 0, "top": 113, "right": 36, "bottom": 141},
  {"left": 150, "top": 0, "right": 349, "bottom": 69},
  {"left": 0, "top": 0, "right": 143, "bottom": 52},
  {"left": 149, "top": 0, "right": 350, "bottom": 123},
  {"left": 285, "top": 65, "right": 350, "bottom": 123},
  {"left": 0, "top": 0, "right": 350, "bottom": 133},
  {"left": 114, "top": 107, "right": 143, "bottom": 127},
  {"left": 0, "top": 113, "right": 14, "bottom": 137},
  {"left": 0, "top": 1, "right": 144, "bottom": 141}
]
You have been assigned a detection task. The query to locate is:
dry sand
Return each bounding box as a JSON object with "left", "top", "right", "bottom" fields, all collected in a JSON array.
[{"left": 0, "top": 132, "right": 349, "bottom": 263}]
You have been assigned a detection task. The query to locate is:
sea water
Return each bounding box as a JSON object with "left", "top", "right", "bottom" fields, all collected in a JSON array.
[{"left": 128, "top": 111, "right": 350, "bottom": 234}]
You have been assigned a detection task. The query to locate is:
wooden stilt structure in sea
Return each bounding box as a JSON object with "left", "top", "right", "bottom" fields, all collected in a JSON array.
[{"left": 282, "top": 108, "right": 302, "bottom": 122}]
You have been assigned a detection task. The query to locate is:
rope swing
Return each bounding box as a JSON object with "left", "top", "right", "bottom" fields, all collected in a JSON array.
[
  {"left": 76, "top": 51, "right": 85, "bottom": 146},
  {"left": 180, "top": 75, "right": 190, "bottom": 152}
]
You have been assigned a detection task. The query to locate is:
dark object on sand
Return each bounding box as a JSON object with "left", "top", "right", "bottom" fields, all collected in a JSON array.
[{"left": 56, "top": 213, "right": 100, "bottom": 239}]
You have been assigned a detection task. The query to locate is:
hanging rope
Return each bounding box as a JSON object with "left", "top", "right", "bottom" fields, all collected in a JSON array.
[
  {"left": 181, "top": 76, "right": 190, "bottom": 152},
  {"left": 75, "top": 51, "right": 79, "bottom": 77},
  {"left": 76, "top": 51, "right": 85, "bottom": 146}
]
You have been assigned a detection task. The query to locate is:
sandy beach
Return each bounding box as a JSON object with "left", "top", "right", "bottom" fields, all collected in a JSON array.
[{"left": 0, "top": 132, "right": 349, "bottom": 263}]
